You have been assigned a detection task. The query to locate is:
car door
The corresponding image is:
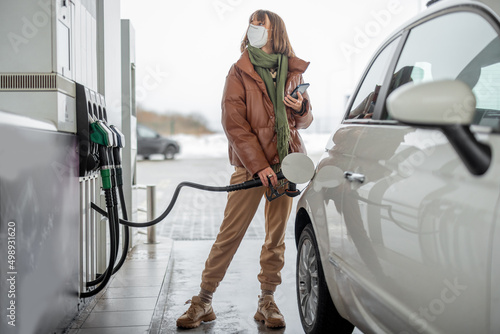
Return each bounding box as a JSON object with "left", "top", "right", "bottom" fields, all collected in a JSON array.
[
  {"left": 307, "top": 35, "right": 403, "bottom": 323},
  {"left": 340, "top": 8, "right": 500, "bottom": 334}
]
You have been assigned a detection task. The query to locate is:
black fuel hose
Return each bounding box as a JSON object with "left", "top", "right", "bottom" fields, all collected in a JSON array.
[
  {"left": 91, "top": 171, "right": 286, "bottom": 228},
  {"left": 112, "top": 185, "right": 130, "bottom": 272},
  {"left": 86, "top": 151, "right": 121, "bottom": 288},
  {"left": 110, "top": 169, "right": 121, "bottom": 260},
  {"left": 111, "top": 146, "right": 130, "bottom": 274},
  {"left": 86, "top": 181, "right": 129, "bottom": 287},
  {"left": 80, "top": 188, "right": 117, "bottom": 298}
]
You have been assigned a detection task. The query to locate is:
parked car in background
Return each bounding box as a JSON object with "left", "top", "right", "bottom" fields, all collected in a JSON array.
[
  {"left": 137, "top": 123, "right": 180, "bottom": 160},
  {"left": 294, "top": 1, "right": 500, "bottom": 333}
]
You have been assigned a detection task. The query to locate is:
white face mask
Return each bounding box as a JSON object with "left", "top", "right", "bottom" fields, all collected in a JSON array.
[{"left": 247, "top": 24, "right": 268, "bottom": 48}]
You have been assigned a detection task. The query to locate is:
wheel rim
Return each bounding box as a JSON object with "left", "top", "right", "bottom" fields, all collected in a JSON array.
[
  {"left": 298, "top": 238, "right": 319, "bottom": 327},
  {"left": 165, "top": 147, "right": 175, "bottom": 159}
]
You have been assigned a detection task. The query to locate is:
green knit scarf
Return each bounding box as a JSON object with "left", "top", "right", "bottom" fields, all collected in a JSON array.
[{"left": 247, "top": 45, "right": 290, "bottom": 170}]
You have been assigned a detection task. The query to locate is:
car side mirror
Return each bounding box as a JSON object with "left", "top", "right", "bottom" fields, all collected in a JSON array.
[
  {"left": 386, "top": 80, "right": 476, "bottom": 125},
  {"left": 387, "top": 80, "right": 491, "bottom": 175}
]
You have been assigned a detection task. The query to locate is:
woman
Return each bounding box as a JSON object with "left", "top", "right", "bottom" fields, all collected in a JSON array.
[{"left": 177, "top": 9, "right": 313, "bottom": 329}]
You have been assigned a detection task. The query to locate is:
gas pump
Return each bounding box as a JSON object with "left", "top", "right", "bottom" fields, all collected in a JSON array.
[
  {"left": 79, "top": 119, "right": 116, "bottom": 297},
  {"left": 76, "top": 83, "right": 132, "bottom": 297},
  {"left": 83, "top": 121, "right": 130, "bottom": 292},
  {"left": 0, "top": 1, "right": 136, "bottom": 332}
]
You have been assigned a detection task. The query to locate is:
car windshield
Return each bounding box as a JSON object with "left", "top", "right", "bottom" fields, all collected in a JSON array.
[{"left": 138, "top": 126, "right": 157, "bottom": 138}]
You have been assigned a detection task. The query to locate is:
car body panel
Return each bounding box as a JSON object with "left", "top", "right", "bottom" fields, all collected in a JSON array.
[
  {"left": 344, "top": 125, "right": 499, "bottom": 333},
  {"left": 490, "top": 208, "right": 500, "bottom": 331},
  {"left": 297, "top": 125, "right": 358, "bottom": 321},
  {"left": 299, "top": 126, "right": 500, "bottom": 333}
]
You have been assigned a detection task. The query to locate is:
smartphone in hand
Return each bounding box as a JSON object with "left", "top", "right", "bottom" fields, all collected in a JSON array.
[{"left": 290, "top": 83, "right": 310, "bottom": 99}]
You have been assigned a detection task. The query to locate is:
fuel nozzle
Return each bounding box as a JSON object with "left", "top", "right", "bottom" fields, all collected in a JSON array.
[
  {"left": 109, "top": 125, "right": 125, "bottom": 149},
  {"left": 264, "top": 173, "right": 295, "bottom": 202},
  {"left": 90, "top": 120, "right": 114, "bottom": 189},
  {"left": 263, "top": 152, "right": 316, "bottom": 201},
  {"left": 109, "top": 125, "right": 125, "bottom": 187},
  {"left": 284, "top": 182, "right": 300, "bottom": 197}
]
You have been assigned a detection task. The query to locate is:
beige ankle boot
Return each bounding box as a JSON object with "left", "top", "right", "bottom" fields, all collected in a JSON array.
[
  {"left": 254, "top": 295, "right": 286, "bottom": 328},
  {"left": 176, "top": 296, "right": 216, "bottom": 329}
]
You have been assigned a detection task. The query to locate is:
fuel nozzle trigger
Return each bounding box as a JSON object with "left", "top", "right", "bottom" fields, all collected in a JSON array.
[
  {"left": 264, "top": 172, "right": 301, "bottom": 201},
  {"left": 109, "top": 125, "right": 125, "bottom": 149},
  {"left": 90, "top": 121, "right": 111, "bottom": 147},
  {"left": 284, "top": 182, "right": 300, "bottom": 197},
  {"left": 90, "top": 121, "right": 116, "bottom": 189}
]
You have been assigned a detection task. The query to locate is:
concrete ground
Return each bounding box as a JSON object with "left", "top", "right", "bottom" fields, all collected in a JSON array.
[
  {"left": 68, "top": 155, "right": 363, "bottom": 333},
  {"left": 160, "top": 238, "right": 303, "bottom": 333},
  {"left": 138, "top": 156, "right": 310, "bottom": 333}
]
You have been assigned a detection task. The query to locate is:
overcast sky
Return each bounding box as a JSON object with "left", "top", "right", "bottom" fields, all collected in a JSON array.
[{"left": 121, "top": 0, "right": 428, "bottom": 132}]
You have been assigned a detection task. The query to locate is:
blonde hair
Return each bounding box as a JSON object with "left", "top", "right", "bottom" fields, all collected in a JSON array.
[{"left": 240, "top": 10, "right": 295, "bottom": 57}]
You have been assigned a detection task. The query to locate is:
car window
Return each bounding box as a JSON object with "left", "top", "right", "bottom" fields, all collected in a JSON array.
[
  {"left": 384, "top": 11, "right": 500, "bottom": 128},
  {"left": 138, "top": 126, "right": 157, "bottom": 138},
  {"left": 346, "top": 38, "right": 400, "bottom": 120},
  {"left": 471, "top": 62, "right": 500, "bottom": 127}
]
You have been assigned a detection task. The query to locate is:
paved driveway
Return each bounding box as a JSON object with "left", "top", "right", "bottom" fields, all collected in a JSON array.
[{"left": 136, "top": 155, "right": 363, "bottom": 333}]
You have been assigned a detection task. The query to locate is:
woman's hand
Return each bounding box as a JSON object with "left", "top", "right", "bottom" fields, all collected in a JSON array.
[
  {"left": 257, "top": 166, "right": 277, "bottom": 187},
  {"left": 284, "top": 91, "right": 303, "bottom": 112}
]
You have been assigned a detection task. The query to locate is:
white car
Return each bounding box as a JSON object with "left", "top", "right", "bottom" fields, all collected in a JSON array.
[{"left": 294, "top": 1, "right": 500, "bottom": 333}]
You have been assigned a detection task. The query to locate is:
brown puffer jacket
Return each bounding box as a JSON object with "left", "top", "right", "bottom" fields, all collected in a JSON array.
[{"left": 221, "top": 49, "right": 313, "bottom": 176}]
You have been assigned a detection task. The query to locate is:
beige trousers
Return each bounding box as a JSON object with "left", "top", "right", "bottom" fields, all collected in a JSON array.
[{"left": 200, "top": 166, "right": 293, "bottom": 293}]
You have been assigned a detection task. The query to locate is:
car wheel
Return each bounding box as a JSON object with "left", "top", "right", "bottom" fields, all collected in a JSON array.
[
  {"left": 164, "top": 146, "right": 176, "bottom": 160},
  {"left": 297, "top": 224, "right": 354, "bottom": 334}
]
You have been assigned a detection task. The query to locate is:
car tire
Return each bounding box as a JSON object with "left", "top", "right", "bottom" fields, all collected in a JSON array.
[
  {"left": 164, "top": 146, "right": 176, "bottom": 160},
  {"left": 297, "top": 224, "right": 354, "bottom": 334}
]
